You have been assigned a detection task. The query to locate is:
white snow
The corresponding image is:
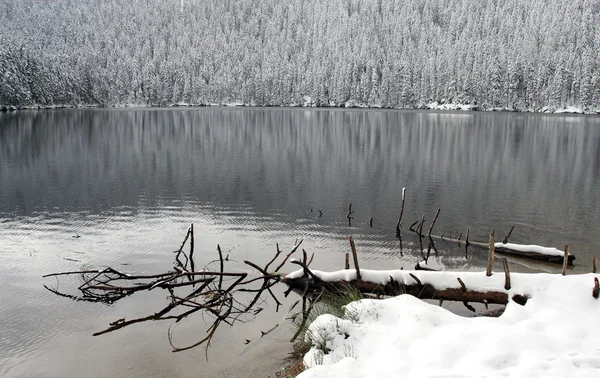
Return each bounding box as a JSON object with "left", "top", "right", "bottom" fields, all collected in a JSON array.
[
  {"left": 426, "top": 101, "right": 479, "bottom": 111},
  {"left": 303, "top": 96, "right": 315, "bottom": 107},
  {"left": 415, "top": 257, "right": 444, "bottom": 271},
  {"left": 296, "top": 272, "right": 600, "bottom": 377},
  {"left": 494, "top": 242, "right": 566, "bottom": 257},
  {"left": 286, "top": 268, "right": 533, "bottom": 293},
  {"left": 555, "top": 106, "right": 584, "bottom": 114}
]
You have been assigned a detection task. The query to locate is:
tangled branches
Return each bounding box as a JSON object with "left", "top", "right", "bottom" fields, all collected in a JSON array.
[{"left": 43, "top": 224, "right": 303, "bottom": 355}]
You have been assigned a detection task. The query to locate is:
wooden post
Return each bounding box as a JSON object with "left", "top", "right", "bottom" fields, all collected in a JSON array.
[
  {"left": 396, "top": 187, "right": 406, "bottom": 234},
  {"left": 561, "top": 245, "right": 569, "bottom": 276},
  {"left": 344, "top": 253, "right": 350, "bottom": 270},
  {"left": 349, "top": 236, "right": 361, "bottom": 281},
  {"left": 593, "top": 257, "right": 597, "bottom": 274},
  {"left": 465, "top": 228, "right": 470, "bottom": 246},
  {"left": 502, "top": 258, "right": 511, "bottom": 290},
  {"left": 486, "top": 231, "right": 495, "bottom": 277}
]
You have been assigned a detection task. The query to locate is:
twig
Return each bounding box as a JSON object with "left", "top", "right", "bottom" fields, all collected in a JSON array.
[
  {"left": 427, "top": 208, "right": 440, "bottom": 237},
  {"left": 274, "top": 239, "right": 303, "bottom": 272},
  {"left": 217, "top": 244, "right": 224, "bottom": 289},
  {"left": 307, "top": 252, "right": 315, "bottom": 268},
  {"left": 417, "top": 215, "right": 426, "bottom": 235},
  {"left": 189, "top": 224, "right": 195, "bottom": 272},
  {"left": 503, "top": 225, "right": 515, "bottom": 244},
  {"left": 463, "top": 301, "right": 475, "bottom": 312},
  {"left": 409, "top": 220, "right": 419, "bottom": 232},
  {"left": 409, "top": 273, "right": 422, "bottom": 286},
  {"left": 347, "top": 203, "right": 354, "bottom": 219},
  {"left": 290, "top": 259, "right": 321, "bottom": 282},
  {"left": 261, "top": 324, "right": 279, "bottom": 338}
]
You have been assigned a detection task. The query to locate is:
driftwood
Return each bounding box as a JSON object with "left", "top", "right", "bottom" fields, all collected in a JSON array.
[
  {"left": 407, "top": 208, "right": 575, "bottom": 266},
  {"left": 495, "top": 244, "right": 575, "bottom": 266},
  {"left": 43, "top": 224, "right": 300, "bottom": 356},
  {"left": 282, "top": 237, "right": 530, "bottom": 310},
  {"left": 282, "top": 273, "right": 528, "bottom": 306}
]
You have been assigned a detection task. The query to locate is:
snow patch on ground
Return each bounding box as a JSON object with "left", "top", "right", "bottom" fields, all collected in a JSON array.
[
  {"left": 554, "top": 106, "right": 584, "bottom": 114},
  {"left": 427, "top": 101, "right": 479, "bottom": 111},
  {"left": 297, "top": 273, "right": 600, "bottom": 377}
]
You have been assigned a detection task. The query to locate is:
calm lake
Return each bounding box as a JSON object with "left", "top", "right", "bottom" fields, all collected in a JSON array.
[{"left": 1, "top": 108, "right": 599, "bottom": 377}]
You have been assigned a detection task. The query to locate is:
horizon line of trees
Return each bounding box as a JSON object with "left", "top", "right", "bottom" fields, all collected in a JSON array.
[{"left": 1, "top": 0, "right": 599, "bottom": 110}]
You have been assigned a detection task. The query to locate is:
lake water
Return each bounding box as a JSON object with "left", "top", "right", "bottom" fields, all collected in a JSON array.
[{"left": 1, "top": 108, "right": 599, "bottom": 377}]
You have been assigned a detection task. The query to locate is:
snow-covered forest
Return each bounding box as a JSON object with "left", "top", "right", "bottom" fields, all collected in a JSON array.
[{"left": 1, "top": 0, "right": 599, "bottom": 110}]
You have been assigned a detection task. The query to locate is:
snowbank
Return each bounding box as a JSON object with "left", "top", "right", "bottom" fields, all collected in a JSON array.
[{"left": 297, "top": 273, "right": 600, "bottom": 377}]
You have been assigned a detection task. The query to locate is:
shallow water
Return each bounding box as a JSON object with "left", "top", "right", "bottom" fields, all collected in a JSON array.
[{"left": 1, "top": 108, "right": 599, "bottom": 377}]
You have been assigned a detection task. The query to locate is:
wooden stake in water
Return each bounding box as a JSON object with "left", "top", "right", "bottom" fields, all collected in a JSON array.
[
  {"left": 345, "top": 253, "right": 350, "bottom": 270},
  {"left": 349, "top": 236, "right": 361, "bottom": 281},
  {"left": 189, "top": 224, "right": 195, "bottom": 272},
  {"left": 395, "top": 187, "right": 406, "bottom": 234},
  {"left": 486, "top": 231, "right": 495, "bottom": 277},
  {"left": 561, "top": 245, "right": 569, "bottom": 276},
  {"left": 593, "top": 257, "right": 597, "bottom": 274},
  {"left": 503, "top": 258, "right": 511, "bottom": 290}
]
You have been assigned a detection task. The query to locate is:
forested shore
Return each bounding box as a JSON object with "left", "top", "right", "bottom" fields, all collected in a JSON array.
[{"left": 1, "top": 0, "right": 599, "bottom": 112}]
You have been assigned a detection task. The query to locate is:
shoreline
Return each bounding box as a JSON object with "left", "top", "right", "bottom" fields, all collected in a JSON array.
[{"left": 2, "top": 103, "right": 599, "bottom": 116}]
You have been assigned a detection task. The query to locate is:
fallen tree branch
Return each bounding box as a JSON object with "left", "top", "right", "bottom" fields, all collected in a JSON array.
[{"left": 43, "top": 225, "right": 295, "bottom": 356}]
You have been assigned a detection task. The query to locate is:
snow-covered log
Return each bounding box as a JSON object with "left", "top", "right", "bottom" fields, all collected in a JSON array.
[
  {"left": 493, "top": 243, "right": 575, "bottom": 265},
  {"left": 283, "top": 268, "right": 530, "bottom": 306}
]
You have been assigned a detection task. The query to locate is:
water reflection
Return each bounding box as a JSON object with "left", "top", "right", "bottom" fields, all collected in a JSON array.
[
  {"left": 2, "top": 109, "right": 599, "bottom": 248},
  {"left": 0, "top": 108, "right": 599, "bottom": 377}
]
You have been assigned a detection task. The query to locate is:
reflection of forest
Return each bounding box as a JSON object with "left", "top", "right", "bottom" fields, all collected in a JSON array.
[{"left": 1, "top": 109, "right": 598, "bottom": 243}]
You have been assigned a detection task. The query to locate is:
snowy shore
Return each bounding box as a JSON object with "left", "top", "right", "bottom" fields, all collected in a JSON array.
[
  {"left": 2, "top": 101, "right": 599, "bottom": 115},
  {"left": 292, "top": 271, "right": 600, "bottom": 377}
]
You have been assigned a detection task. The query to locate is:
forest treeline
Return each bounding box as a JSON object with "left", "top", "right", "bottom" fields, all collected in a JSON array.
[{"left": 1, "top": 0, "right": 599, "bottom": 110}]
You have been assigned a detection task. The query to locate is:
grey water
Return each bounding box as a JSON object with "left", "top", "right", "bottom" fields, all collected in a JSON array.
[{"left": 1, "top": 108, "right": 599, "bottom": 377}]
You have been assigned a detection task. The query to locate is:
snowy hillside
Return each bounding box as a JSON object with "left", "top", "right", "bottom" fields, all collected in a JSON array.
[{"left": 1, "top": 0, "right": 599, "bottom": 111}]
